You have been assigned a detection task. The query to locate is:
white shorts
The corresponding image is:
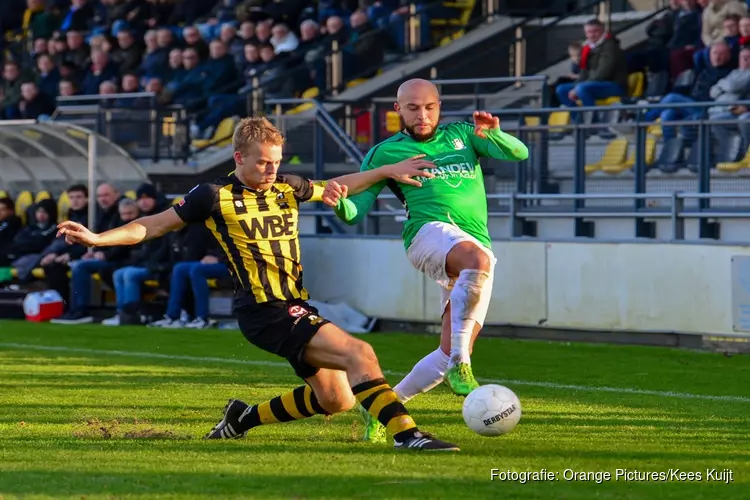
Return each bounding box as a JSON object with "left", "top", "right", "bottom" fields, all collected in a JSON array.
[{"left": 406, "top": 222, "right": 496, "bottom": 321}]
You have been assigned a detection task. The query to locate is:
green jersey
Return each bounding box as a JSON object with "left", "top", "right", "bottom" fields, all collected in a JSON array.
[{"left": 333, "top": 121, "right": 528, "bottom": 250}]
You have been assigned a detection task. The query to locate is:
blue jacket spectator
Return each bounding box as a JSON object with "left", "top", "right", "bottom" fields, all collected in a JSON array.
[
  {"left": 81, "top": 50, "right": 119, "bottom": 95},
  {"left": 166, "top": 48, "right": 205, "bottom": 105},
  {"left": 59, "top": 0, "right": 96, "bottom": 32},
  {"left": 36, "top": 54, "right": 61, "bottom": 97},
  {"left": 201, "top": 40, "right": 239, "bottom": 94}
]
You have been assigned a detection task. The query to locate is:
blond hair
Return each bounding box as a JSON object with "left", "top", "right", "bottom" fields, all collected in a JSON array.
[{"left": 232, "top": 117, "right": 285, "bottom": 154}]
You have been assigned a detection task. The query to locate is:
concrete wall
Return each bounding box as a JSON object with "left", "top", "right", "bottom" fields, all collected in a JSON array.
[{"left": 300, "top": 237, "right": 750, "bottom": 338}]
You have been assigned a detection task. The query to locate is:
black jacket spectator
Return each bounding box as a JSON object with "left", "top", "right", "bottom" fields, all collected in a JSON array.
[
  {"left": 668, "top": 5, "right": 702, "bottom": 49},
  {"left": 0, "top": 198, "right": 22, "bottom": 263},
  {"left": 58, "top": 0, "right": 97, "bottom": 32},
  {"left": 18, "top": 82, "right": 57, "bottom": 119},
  {"left": 6, "top": 199, "right": 58, "bottom": 261}
]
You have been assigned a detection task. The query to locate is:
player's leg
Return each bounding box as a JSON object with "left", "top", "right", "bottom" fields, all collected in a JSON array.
[
  {"left": 207, "top": 369, "right": 355, "bottom": 439},
  {"left": 303, "top": 323, "right": 458, "bottom": 450},
  {"left": 443, "top": 240, "right": 494, "bottom": 395}
]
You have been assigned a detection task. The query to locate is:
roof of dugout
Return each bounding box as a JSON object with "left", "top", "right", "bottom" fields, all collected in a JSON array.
[{"left": 0, "top": 120, "right": 148, "bottom": 195}]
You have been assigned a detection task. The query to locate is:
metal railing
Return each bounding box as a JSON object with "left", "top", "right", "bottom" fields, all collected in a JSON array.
[
  {"left": 53, "top": 93, "right": 190, "bottom": 162},
  {"left": 297, "top": 191, "right": 750, "bottom": 241}
]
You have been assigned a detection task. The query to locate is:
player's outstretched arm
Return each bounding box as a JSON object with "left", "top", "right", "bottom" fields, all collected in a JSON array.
[
  {"left": 329, "top": 154, "right": 435, "bottom": 195},
  {"left": 57, "top": 208, "right": 185, "bottom": 248},
  {"left": 469, "top": 111, "right": 529, "bottom": 161}
]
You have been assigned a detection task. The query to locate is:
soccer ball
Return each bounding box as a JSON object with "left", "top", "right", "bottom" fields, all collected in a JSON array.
[{"left": 462, "top": 384, "right": 522, "bottom": 437}]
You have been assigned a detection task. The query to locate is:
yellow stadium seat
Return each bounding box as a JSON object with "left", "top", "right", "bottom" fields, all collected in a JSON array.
[
  {"left": 192, "top": 117, "right": 236, "bottom": 149},
  {"left": 0, "top": 190, "right": 8, "bottom": 199},
  {"left": 602, "top": 137, "right": 657, "bottom": 174},
  {"left": 57, "top": 191, "right": 70, "bottom": 222},
  {"left": 717, "top": 146, "right": 750, "bottom": 172},
  {"left": 286, "top": 88, "right": 320, "bottom": 115},
  {"left": 628, "top": 72, "right": 645, "bottom": 98},
  {"left": 585, "top": 138, "right": 628, "bottom": 174},
  {"left": 647, "top": 119, "right": 663, "bottom": 137},
  {"left": 125, "top": 190, "right": 136, "bottom": 200},
  {"left": 346, "top": 78, "right": 368, "bottom": 89},
  {"left": 594, "top": 96, "right": 621, "bottom": 106},
  {"left": 35, "top": 191, "right": 51, "bottom": 203},
  {"left": 385, "top": 111, "right": 401, "bottom": 134},
  {"left": 549, "top": 111, "right": 571, "bottom": 134},
  {"left": 162, "top": 117, "right": 176, "bottom": 137},
  {"left": 15, "top": 191, "right": 33, "bottom": 225}
]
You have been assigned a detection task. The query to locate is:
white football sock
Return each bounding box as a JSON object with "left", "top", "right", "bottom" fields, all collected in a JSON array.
[
  {"left": 394, "top": 348, "right": 450, "bottom": 403},
  {"left": 449, "top": 269, "right": 491, "bottom": 366}
]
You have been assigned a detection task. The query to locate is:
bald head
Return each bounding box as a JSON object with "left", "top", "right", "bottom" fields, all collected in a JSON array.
[
  {"left": 96, "top": 183, "right": 119, "bottom": 210},
  {"left": 396, "top": 78, "right": 439, "bottom": 103},
  {"left": 395, "top": 79, "right": 441, "bottom": 141}
]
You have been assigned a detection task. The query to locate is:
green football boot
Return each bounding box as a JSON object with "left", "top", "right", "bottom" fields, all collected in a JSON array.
[
  {"left": 358, "top": 404, "right": 387, "bottom": 444},
  {"left": 445, "top": 362, "right": 480, "bottom": 396}
]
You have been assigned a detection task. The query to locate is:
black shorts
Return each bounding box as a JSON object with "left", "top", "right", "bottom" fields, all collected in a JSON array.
[{"left": 235, "top": 299, "right": 330, "bottom": 379}]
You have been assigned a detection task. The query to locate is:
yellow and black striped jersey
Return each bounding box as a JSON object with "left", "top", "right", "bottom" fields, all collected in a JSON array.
[{"left": 173, "top": 172, "right": 326, "bottom": 307}]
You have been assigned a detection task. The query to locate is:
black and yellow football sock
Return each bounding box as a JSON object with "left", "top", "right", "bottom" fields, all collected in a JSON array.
[
  {"left": 239, "top": 385, "right": 327, "bottom": 431},
  {"left": 352, "top": 378, "right": 418, "bottom": 441}
]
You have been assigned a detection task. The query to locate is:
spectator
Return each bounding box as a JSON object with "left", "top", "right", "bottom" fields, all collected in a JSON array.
[
  {"left": 165, "top": 47, "right": 205, "bottom": 106},
  {"left": 3, "top": 199, "right": 58, "bottom": 279},
  {"left": 36, "top": 54, "right": 61, "bottom": 97},
  {"left": 182, "top": 26, "right": 209, "bottom": 61},
  {"left": 40, "top": 184, "right": 90, "bottom": 305},
  {"left": 100, "top": 0, "right": 131, "bottom": 32},
  {"left": 202, "top": 40, "right": 239, "bottom": 95},
  {"left": 695, "top": 14, "right": 741, "bottom": 73},
  {"left": 99, "top": 80, "right": 118, "bottom": 95},
  {"left": 271, "top": 22, "right": 299, "bottom": 54},
  {"left": 81, "top": 50, "right": 119, "bottom": 95},
  {"left": 18, "top": 81, "right": 57, "bottom": 119},
  {"left": 627, "top": 0, "right": 678, "bottom": 84},
  {"left": 32, "top": 37, "right": 49, "bottom": 59},
  {"left": 196, "top": 0, "right": 239, "bottom": 40},
  {"left": 345, "top": 10, "right": 385, "bottom": 78},
  {"left": 63, "top": 30, "right": 90, "bottom": 70},
  {"left": 139, "top": 29, "right": 165, "bottom": 79},
  {"left": 2, "top": 62, "right": 24, "bottom": 119},
  {"left": 257, "top": 43, "right": 294, "bottom": 98},
  {"left": 668, "top": 0, "right": 703, "bottom": 79},
  {"left": 156, "top": 27, "right": 177, "bottom": 52},
  {"left": 121, "top": 72, "right": 140, "bottom": 93},
  {"left": 135, "top": 183, "right": 169, "bottom": 215},
  {"left": 255, "top": 19, "right": 273, "bottom": 45},
  {"left": 112, "top": 29, "right": 144, "bottom": 75},
  {"left": 709, "top": 47, "right": 750, "bottom": 141},
  {"left": 104, "top": 227, "right": 171, "bottom": 326},
  {"left": 59, "top": 79, "right": 79, "bottom": 97},
  {"left": 0, "top": 198, "right": 22, "bottom": 267},
  {"left": 59, "top": 0, "right": 96, "bottom": 32},
  {"left": 163, "top": 48, "right": 187, "bottom": 85},
  {"left": 242, "top": 43, "right": 262, "bottom": 75},
  {"left": 239, "top": 20, "right": 258, "bottom": 45},
  {"left": 48, "top": 34, "right": 68, "bottom": 67},
  {"left": 549, "top": 42, "right": 581, "bottom": 107},
  {"left": 556, "top": 19, "right": 628, "bottom": 108},
  {"left": 740, "top": 15, "right": 750, "bottom": 46},
  {"left": 701, "top": 0, "right": 747, "bottom": 47},
  {"left": 645, "top": 41, "right": 734, "bottom": 139},
  {"left": 220, "top": 23, "right": 246, "bottom": 67},
  {"left": 144, "top": 0, "right": 178, "bottom": 28},
  {"left": 25, "top": 0, "right": 58, "bottom": 40},
  {"left": 51, "top": 184, "right": 130, "bottom": 324},
  {"left": 148, "top": 224, "right": 230, "bottom": 329}
]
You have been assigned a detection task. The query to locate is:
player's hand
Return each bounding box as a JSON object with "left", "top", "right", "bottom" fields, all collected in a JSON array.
[
  {"left": 383, "top": 154, "right": 435, "bottom": 187},
  {"left": 57, "top": 221, "right": 100, "bottom": 247},
  {"left": 322, "top": 180, "right": 348, "bottom": 207},
  {"left": 473, "top": 111, "right": 500, "bottom": 139}
]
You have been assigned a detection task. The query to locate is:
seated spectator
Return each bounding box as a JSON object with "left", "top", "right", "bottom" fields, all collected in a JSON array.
[
  {"left": 255, "top": 19, "right": 273, "bottom": 46},
  {"left": 81, "top": 50, "right": 119, "bottom": 95},
  {"left": 25, "top": 0, "right": 58, "bottom": 40},
  {"left": 156, "top": 28, "right": 177, "bottom": 53},
  {"left": 239, "top": 20, "right": 258, "bottom": 45},
  {"left": 18, "top": 80, "right": 57, "bottom": 119},
  {"left": 36, "top": 53, "right": 61, "bottom": 97},
  {"left": 694, "top": 14, "right": 741, "bottom": 73},
  {"left": 702, "top": 0, "right": 747, "bottom": 47},
  {"left": 241, "top": 43, "right": 262, "bottom": 75},
  {"left": 112, "top": 29, "right": 144, "bottom": 76},
  {"left": 135, "top": 183, "right": 169, "bottom": 216},
  {"left": 182, "top": 26, "right": 209, "bottom": 61},
  {"left": 51, "top": 183, "right": 127, "bottom": 324},
  {"left": 196, "top": 0, "right": 239, "bottom": 41},
  {"left": 741, "top": 16, "right": 750, "bottom": 47},
  {"left": 645, "top": 41, "right": 735, "bottom": 139},
  {"left": 627, "top": 0, "right": 678, "bottom": 95},
  {"left": 104, "top": 228, "right": 171, "bottom": 326},
  {"left": 139, "top": 30, "right": 162, "bottom": 79},
  {"left": 0, "top": 198, "right": 23, "bottom": 267},
  {"left": 709, "top": 47, "right": 750, "bottom": 141},
  {"left": 271, "top": 22, "right": 300, "bottom": 54},
  {"left": 345, "top": 10, "right": 385, "bottom": 79},
  {"left": 2, "top": 61, "right": 24, "bottom": 119},
  {"left": 203, "top": 39, "right": 239, "bottom": 95},
  {"left": 99, "top": 80, "right": 118, "bottom": 95},
  {"left": 165, "top": 47, "right": 204, "bottom": 105},
  {"left": 63, "top": 30, "right": 90, "bottom": 70},
  {"left": 219, "top": 23, "right": 246, "bottom": 67},
  {"left": 556, "top": 19, "right": 628, "bottom": 108},
  {"left": 148, "top": 224, "right": 230, "bottom": 329},
  {"left": 3, "top": 199, "right": 58, "bottom": 279},
  {"left": 549, "top": 42, "right": 581, "bottom": 107},
  {"left": 40, "top": 184, "right": 90, "bottom": 304},
  {"left": 59, "top": 79, "right": 79, "bottom": 97},
  {"left": 163, "top": 48, "right": 187, "bottom": 85},
  {"left": 59, "top": 0, "right": 96, "bottom": 32},
  {"left": 31, "top": 38, "right": 49, "bottom": 59}
]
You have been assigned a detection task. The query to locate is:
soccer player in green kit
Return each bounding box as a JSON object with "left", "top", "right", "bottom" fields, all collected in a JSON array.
[{"left": 325, "top": 78, "right": 529, "bottom": 443}]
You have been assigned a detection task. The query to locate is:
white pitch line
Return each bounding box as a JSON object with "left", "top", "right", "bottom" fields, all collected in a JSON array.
[{"left": 2, "top": 342, "right": 749, "bottom": 404}]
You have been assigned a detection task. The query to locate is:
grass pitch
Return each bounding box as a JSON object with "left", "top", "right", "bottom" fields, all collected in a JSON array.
[{"left": 0, "top": 320, "right": 748, "bottom": 499}]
